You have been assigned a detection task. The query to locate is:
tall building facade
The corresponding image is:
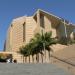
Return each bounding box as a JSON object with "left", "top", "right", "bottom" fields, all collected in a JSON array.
[{"left": 4, "top": 9, "right": 75, "bottom": 63}]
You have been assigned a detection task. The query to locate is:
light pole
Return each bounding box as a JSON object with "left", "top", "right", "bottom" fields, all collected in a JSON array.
[
  {"left": 42, "top": 29, "right": 46, "bottom": 62},
  {"left": 43, "top": 42, "right": 46, "bottom": 62}
]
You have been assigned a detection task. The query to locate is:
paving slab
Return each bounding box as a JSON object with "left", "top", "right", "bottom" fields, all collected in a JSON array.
[{"left": 0, "top": 63, "right": 72, "bottom": 75}]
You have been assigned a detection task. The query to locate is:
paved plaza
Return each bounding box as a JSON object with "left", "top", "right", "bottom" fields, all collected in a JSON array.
[{"left": 0, "top": 63, "right": 72, "bottom": 75}]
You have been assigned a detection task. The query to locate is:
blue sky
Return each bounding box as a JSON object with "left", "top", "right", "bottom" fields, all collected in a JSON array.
[{"left": 0, "top": 0, "right": 75, "bottom": 50}]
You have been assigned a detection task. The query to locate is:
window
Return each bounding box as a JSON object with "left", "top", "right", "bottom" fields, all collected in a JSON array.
[
  {"left": 40, "top": 15, "right": 44, "bottom": 28},
  {"left": 23, "top": 22, "right": 26, "bottom": 42},
  {"left": 11, "top": 24, "right": 13, "bottom": 27}
]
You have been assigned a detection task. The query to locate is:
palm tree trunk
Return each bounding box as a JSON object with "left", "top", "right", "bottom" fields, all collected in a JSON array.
[
  {"left": 36, "top": 54, "right": 37, "bottom": 63},
  {"left": 32, "top": 55, "right": 34, "bottom": 63},
  {"left": 48, "top": 50, "right": 50, "bottom": 61},
  {"left": 36, "top": 53, "right": 39, "bottom": 63},
  {"left": 36, "top": 54, "right": 38, "bottom": 63},
  {"left": 41, "top": 53, "right": 43, "bottom": 63},
  {"left": 23, "top": 56, "right": 24, "bottom": 63},
  {"left": 38, "top": 53, "right": 39, "bottom": 63},
  {"left": 45, "top": 50, "right": 46, "bottom": 60},
  {"left": 40, "top": 51, "right": 43, "bottom": 63},
  {"left": 29, "top": 55, "right": 30, "bottom": 63},
  {"left": 25, "top": 57, "right": 27, "bottom": 63}
]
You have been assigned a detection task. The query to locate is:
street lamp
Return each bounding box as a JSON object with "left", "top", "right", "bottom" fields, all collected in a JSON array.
[{"left": 43, "top": 42, "right": 46, "bottom": 62}]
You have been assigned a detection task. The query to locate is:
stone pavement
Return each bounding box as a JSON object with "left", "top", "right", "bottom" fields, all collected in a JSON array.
[{"left": 0, "top": 63, "right": 72, "bottom": 75}]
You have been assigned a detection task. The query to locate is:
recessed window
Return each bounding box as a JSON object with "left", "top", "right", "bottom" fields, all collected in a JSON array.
[
  {"left": 23, "top": 22, "right": 26, "bottom": 42},
  {"left": 40, "top": 14, "right": 44, "bottom": 28},
  {"left": 11, "top": 24, "right": 13, "bottom": 27}
]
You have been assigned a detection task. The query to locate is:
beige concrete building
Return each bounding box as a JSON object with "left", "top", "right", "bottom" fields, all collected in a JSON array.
[{"left": 4, "top": 9, "right": 75, "bottom": 63}]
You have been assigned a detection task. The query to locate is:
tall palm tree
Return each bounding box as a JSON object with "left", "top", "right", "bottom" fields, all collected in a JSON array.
[
  {"left": 30, "top": 31, "right": 56, "bottom": 63},
  {"left": 19, "top": 31, "right": 56, "bottom": 63},
  {"left": 19, "top": 46, "right": 28, "bottom": 63},
  {"left": 44, "top": 32, "right": 56, "bottom": 60},
  {"left": 30, "top": 33, "right": 44, "bottom": 63}
]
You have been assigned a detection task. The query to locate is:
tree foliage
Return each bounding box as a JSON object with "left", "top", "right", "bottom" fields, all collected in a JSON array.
[{"left": 19, "top": 31, "right": 56, "bottom": 62}]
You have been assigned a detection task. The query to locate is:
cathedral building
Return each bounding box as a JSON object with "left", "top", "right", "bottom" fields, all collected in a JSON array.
[{"left": 4, "top": 9, "right": 75, "bottom": 63}]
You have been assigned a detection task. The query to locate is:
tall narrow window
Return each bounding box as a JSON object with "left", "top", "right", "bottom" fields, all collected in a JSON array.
[
  {"left": 23, "top": 22, "right": 25, "bottom": 42},
  {"left": 40, "top": 14, "right": 44, "bottom": 28}
]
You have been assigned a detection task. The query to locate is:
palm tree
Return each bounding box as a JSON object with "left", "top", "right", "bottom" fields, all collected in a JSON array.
[
  {"left": 19, "top": 46, "right": 28, "bottom": 63},
  {"left": 44, "top": 32, "right": 56, "bottom": 60},
  {"left": 30, "top": 33, "right": 44, "bottom": 63},
  {"left": 19, "top": 42, "right": 36, "bottom": 63},
  {"left": 26, "top": 43, "right": 34, "bottom": 63},
  {"left": 19, "top": 31, "right": 56, "bottom": 63},
  {"left": 30, "top": 31, "right": 56, "bottom": 63},
  {"left": 19, "top": 44, "right": 31, "bottom": 63}
]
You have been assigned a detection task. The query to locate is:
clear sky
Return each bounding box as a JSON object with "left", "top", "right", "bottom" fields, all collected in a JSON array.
[{"left": 0, "top": 0, "right": 75, "bottom": 51}]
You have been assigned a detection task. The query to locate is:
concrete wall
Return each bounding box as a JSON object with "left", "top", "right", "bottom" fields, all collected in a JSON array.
[
  {"left": 6, "top": 26, "right": 12, "bottom": 51},
  {"left": 66, "top": 25, "right": 75, "bottom": 40},
  {"left": 12, "top": 17, "right": 25, "bottom": 52},
  {"left": 56, "top": 23, "right": 66, "bottom": 39},
  {"left": 25, "top": 17, "right": 37, "bottom": 43},
  {"left": 44, "top": 15, "right": 51, "bottom": 32}
]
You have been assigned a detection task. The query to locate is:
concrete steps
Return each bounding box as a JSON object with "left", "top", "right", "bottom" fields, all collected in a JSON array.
[{"left": 0, "top": 63, "right": 72, "bottom": 75}]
